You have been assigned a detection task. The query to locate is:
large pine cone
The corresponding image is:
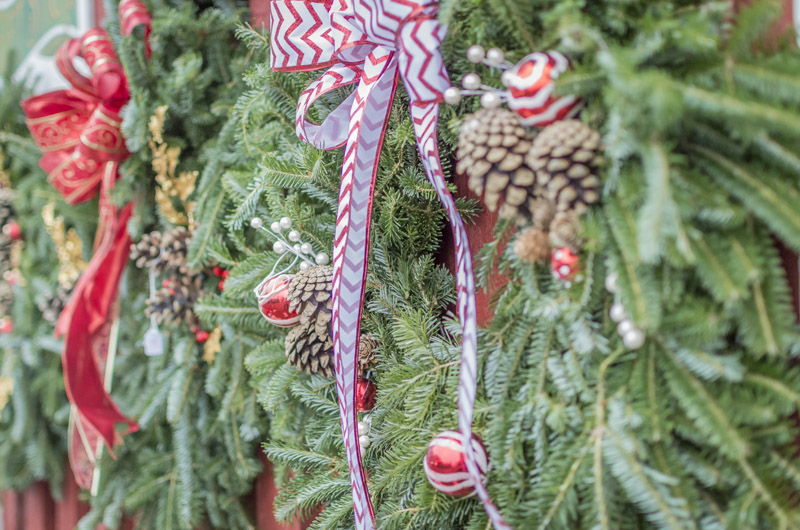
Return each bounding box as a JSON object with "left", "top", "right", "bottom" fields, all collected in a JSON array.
[
  {"left": 288, "top": 265, "right": 333, "bottom": 333},
  {"left": 146, "top": 281, "right": 202, "bottom": 329},
  {"left": 285, "top": 321, "right": 334, "bottom": 377},
  {"left": 130, "top": 231, "right": 163, "bottom": 269},
  {"left": 527, "top": 120, "right": 603, "bottom": 214},
  {"left": 457, "top": 109, "right": 540, "bottom": 222}
]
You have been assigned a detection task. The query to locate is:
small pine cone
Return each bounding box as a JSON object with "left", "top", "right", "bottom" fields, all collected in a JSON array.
[
  {"left": 514, "top": 227, "right": 551, "bottom": 264},
  {"left": 457, "top": 109, "right": 541, "bottom": 222},
  {"left": 285, "top": 321, "right": 334, "bottom": 377},
  {"left": 288, "top": 265, "right": 333, "bottom": 334},
  {"left": 38, "top": 283, "right": 74, "bottom": 326},
  {"left": 146, "top": 282, "right": 201, "bottom": 329},
  {"left": 530, "top": 198, "right": 556, "bottom": 231},
  {"left": 358, "top": 335, "right": 378, "bottom": 375},
  {"left": 160, "top": 226, "right": 194, "bottom": 276},
  {"left": 527, "top": 120, "right": 603, "bottom": 214},
  {"left": 549, "top": 211, "right": 583, "bottom": 251},
  {"left": 130, "top": 231, "right": 163, "bottom": 269}
]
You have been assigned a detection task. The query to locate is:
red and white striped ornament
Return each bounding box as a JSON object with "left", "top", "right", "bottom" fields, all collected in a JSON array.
[
  {"left": 505, "top": 51, "right": 581, "bottom": 127},
  {"left": 255, "top": 273, "right": 300, "bottom": 327},
  {"left": 424, "top": 430, "right": 489, "bottom": 497},
  {"left": 551, "top": 247, "right": 580, "bottom": 281}
]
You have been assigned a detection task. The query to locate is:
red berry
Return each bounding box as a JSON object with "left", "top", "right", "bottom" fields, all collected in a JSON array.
[
  {"left": 222, "top": 270, "right": 230, "bottom": 278},
  {"left": 0, "top": 319, "right": 13, "bottom": 334},
  {"left": 218, "top": 279, "right": 226, "bottom": 291},
  {"left": 213, "top": 266, "right": 223, "bottom": 276},
  {"left": 4, "top": 222, "right": 21, "bottom": 240},
  {"left": 195, "top": 330, "right": 210, "bottom": 343}
]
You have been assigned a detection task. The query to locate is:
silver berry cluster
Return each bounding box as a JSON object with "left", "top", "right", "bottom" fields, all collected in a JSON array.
[
  {"left": 605, "top": 272, "right": 646, "bottom": 350},
  {"left": 250, "top": 216, "right": 329, "bottom": 269},
  {"left": 443, "top": 45, "right": 513, "bottom": 110},
  {"left": 357, "top": 413, "right": 373, "bottom": 448}
]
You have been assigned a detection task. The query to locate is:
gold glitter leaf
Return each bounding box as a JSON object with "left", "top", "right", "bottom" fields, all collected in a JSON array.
[
  {"left": 42, "top": 203, "right": 87, "bottom": 287},
  {"left": 148, "top": 106, "right": 197, "bottom": 226},
  {"left": 202, "top": 327, "right": 222, "bottom": 364}
]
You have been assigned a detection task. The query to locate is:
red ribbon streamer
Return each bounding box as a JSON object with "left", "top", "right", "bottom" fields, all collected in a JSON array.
[{"left": 21, "top": 27, "right": 142, "bottom": 489}]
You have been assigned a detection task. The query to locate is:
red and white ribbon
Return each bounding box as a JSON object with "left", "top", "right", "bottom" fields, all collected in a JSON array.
[{"left": 270, "top": 1, "right": 510, "bottom": 528}]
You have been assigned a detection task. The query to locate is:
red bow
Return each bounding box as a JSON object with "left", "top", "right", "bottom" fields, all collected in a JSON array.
[{"left": 21, "top": 28, "right": 138, "bottom": 489}]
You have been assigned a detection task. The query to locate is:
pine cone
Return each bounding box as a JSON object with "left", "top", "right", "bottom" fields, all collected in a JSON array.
[
  {"left": 38, "top": 283, "right": 73, "bottom": 326},
  {"left": 130, "top": 231, "right": 163, "bottom": 269},
  {"left": 288, "top": 265, "right": 333, "bottom": 335},
  {"left": 549, "top": 210, "right": 583, "bottom": 251},
  {"left": 285, "top": 321, "right": 334, "bottom": 377},
  {"left": 160, "top": 226, "right": 194, "bottom": 276},
  {"left": 457, "top": 109, "right": 540, "bottom": 222},
  {"left": 146, "top": 281, "right": 202, "bottom": 329},
  {"left": 358, "top": 334, "right": 378, "bottom": 375},
  {"left": 527, "top": 120, "right": 603, "bottom": 214},
  {"left": 0, "top": 281, "right": 12, "bottom": 318},
  {"left": 514, "top": 227, "right": 551, "bottom": 264}
]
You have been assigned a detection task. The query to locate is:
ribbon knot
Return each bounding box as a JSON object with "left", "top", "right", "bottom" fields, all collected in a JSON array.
[{"left": 271, "top": 1, "right": 511, "bottom": 528}]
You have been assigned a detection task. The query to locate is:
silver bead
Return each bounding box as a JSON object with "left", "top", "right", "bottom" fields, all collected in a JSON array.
[
  {"left": 617, "top": 319, "right": 634, "bottom": 336},
  {"left": 480, "top": 92, "right": 502, "bottom": 109},
  {"left": 359, "top": 434, "right": 371, "bottom": 448},
  {"left": 273, "top": 241, "right": 286, "bottom": 254},
  {"left": 270, "top": 221, "right": 281, "bottom": 233},
  {"left": 293, "top": 244, "right": 301, "bottom": 252},
  {"left": 315, "top": 252, "right": 330, "bottom": 266},
  {"left": 605, "top": 273, "right": 618, "bottom": 293},
  {"left": 466, "top": 44, "right": 485, "bottom": 63},
  {"left": 486, "top": 47, "right": 505, "bottom": 65},
  {"left": 609, "top": 303, "right": 626, "bottom": 323},
  {"left": 279, "top": 217, "right": 292, "bottom": 229},
  {"left": 250, "top": 217, "right": 263, "bottom": 229},
  {"left": 623, "top": 329, "right": 646, "bottom": 350},
  {"left": 299, "top": 261, "right": 310, "bottom": 270},
  {"left": 443, "top": 86, "right": 462, "bottom": 105},
  {"left": 288, "top": 230, "right": 301, "bottom": 242},
  {"left": 357, "top": 420, "right": 369, "bottom": 433},
  {"left": 501, "top": 71, "right": 515, "bottom": 87},
  {"left": 300, "top": 243, "right": 313, "bottom": 255},
  {"left": 462, "top": 73, "right": 481, "bottom": 91},
  {"left": 363, "top": 414, "right": 372, "bottom": 427}
]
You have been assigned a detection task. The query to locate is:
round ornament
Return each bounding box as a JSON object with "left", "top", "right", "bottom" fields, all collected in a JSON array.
[
  {"left": 505, "top": 51, "right": 581, "bottom": 127},
  {"left": 356, "top": 378, "right": 377, "bottom": 412},
  {"left": 3, "top": 221, "right": 21, "bottom": 241},
  {"left": 256, "top": 273, "right": 300, "bottom": 327},
  {"left": 0, "top": 318, "right": 12, "bottom": 334},
  {"left": 551, "top": 247, "right": 580, "bottom": 281},
  {"left": 424, "top": 430, "right": 489, "bottom": 497}
]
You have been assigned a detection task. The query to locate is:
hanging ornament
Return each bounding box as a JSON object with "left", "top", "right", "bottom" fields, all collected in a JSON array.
[
  {"left": 256, "top": 273, "right": 300, "bottom": 327},
  {"left": 551, "top": 247, "right": 580, "bottom": 281},
  {"left": 424, "top": 431, "right": 490, "bottom": 497},
  {"left": 505, "top": 52, "right": 581, "bottom": 127},
  {"left": 355, "top": 378, "right": 377, "bottom": 412}
]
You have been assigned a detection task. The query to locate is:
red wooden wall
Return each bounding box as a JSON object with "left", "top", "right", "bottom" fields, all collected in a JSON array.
[{"left": 2, "top": 1, "right": 797, "bottom": 529}]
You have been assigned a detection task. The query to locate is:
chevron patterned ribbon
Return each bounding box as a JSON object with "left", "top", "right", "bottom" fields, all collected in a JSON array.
[{"left": 270, "top": 1, "right": 510, "bottom": 528}]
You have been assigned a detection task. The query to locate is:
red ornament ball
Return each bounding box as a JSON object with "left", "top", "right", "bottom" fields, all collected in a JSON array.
[
  {"left": 505, "top": 51, "right": 581, "bottom": 127},
  {"left": 255, "top": 273, "right": 300, "bottom": 327},
  {"left": 424, "top": 430, "right": 489, "bottom": 497},
  {"left": 195, "top": 330, "right": 210, "bottom": 343},
  {"left": 0, "top": 319, "right": 12, "bottom": 334},
  {"left": 355, "top": 378, "right": 377, "bottom": 412},
  {"left": 3, "top": 221, "right": 21, "bottom": 241},
  {"left": 551, "top": 247, "right": 580, "bottom": 281}
]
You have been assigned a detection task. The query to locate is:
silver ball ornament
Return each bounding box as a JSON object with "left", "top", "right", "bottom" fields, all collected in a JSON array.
[
  {"left": 357, "top": 420, "right": 369, "bottom": 433},
  {"left": 605, "top": 273, "right": 619, "bottom": 293},
  {"left": 250, "top": 217, "right": 263, "bottom": 229},
  {"left": 462, "top": 73, "right": 481, "bottom": 91},
  {"left": 623, "top": 329, "right": 646, "bottom": 350},
  {"left": 299, "top": 261, "right": 310, "bottom": 270},
  {"left": 466, "top": 45, "right": 485, "bottom": 63},
  {"left": 617, "top": 319, "right": 635, "bottom": 336},
  {"left": 279, "top": 217, "right": 292, "bottom": 229},
  {"left": 273, "top": 241, "right": 286, "bottom": 254},
  {"left": 486, "top": 47, "right": 505, "bottom": 65},
  {"left": 501, "top": 71, "right": 514, "bottom": 87},
  {"left": 609, "top": 303, "right": 626, "bottom": 323},
  {"left": 443, "top": 86, "right": 462, "bottom": 105},
  {"left": 288, "top": 230, "right": 301, "bottom": 242},
  {"left": 315, "top": 252, "right": 330, "bottom": 266},
  {"left": 359, "top": 434, "right": 371, "bottom": 448},
  {"left": 270, "top": 221, "right": 281, "bottom": 233},
  {"left": 480, "top": 92, "right": 502, "bottom": 109},
  {"left": 300, "top": 243, "right": 313, "bottom": 255}
]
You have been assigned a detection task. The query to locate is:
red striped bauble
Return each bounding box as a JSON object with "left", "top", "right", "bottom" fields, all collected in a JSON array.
[
  {"left": 506, "top": 51, "right": 581, "bottom": 127},
  {"left": 256, "top": 273, "right": 300, "bottom": 327},
  {"left": 424, "top": 430, "right": 489, "bottom": 497}
]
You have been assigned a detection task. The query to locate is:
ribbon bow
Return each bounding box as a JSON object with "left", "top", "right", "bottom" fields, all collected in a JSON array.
[
  {"left": 271, "top": 1, "right": 510, "bottom": 528},
  {"left": 21, "top": 27, "right": 140, "bottom": 489}
]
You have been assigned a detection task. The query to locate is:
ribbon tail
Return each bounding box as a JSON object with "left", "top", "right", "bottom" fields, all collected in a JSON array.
[
  {"left": 58, "top": 163, "right": 138, "bottom": 456},
  {"left": 409, "top": 102, "right": 511, "bottom": 530},
  {"left": 331, "top": 51, "right": 398, "bottom": 530}
]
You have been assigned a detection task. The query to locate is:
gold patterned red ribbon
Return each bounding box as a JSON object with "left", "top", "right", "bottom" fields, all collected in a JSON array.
[{"left": 21, "top": 28, "right": 139, "bottom": 490}]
